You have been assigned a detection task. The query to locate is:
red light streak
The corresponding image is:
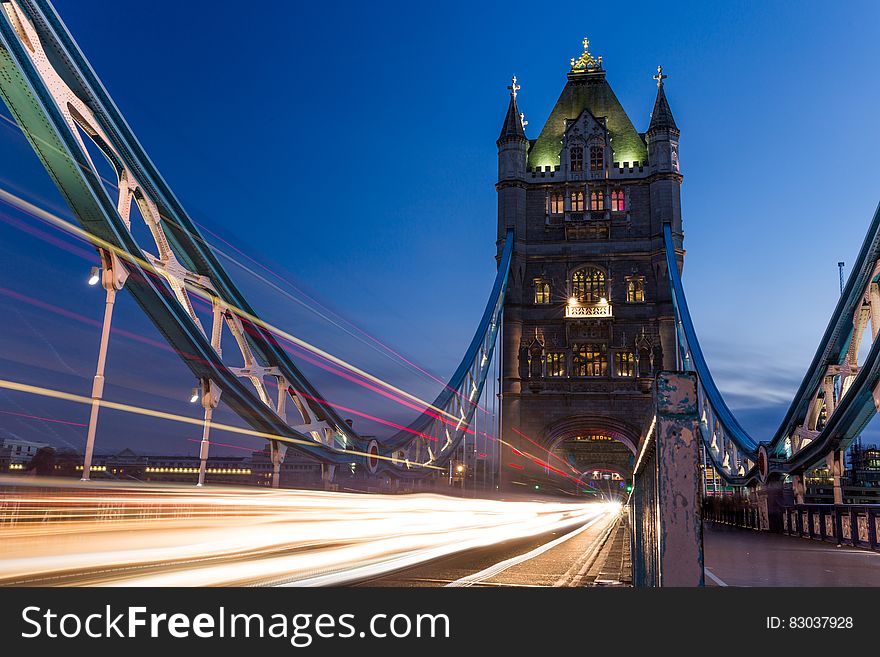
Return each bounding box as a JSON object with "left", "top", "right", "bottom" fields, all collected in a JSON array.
[
  {"left": 0, "top": 408, "right": 87, "bottom": 427},
  {"left": 287, "top": 387, "right": 438, "bottom": 442},
  {"left": 193, "top": 220, "right": 488, "bottom": 413}
]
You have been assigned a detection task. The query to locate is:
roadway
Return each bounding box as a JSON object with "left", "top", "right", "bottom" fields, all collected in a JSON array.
[{"left": 0, "top": 477, "right": 621, "bottom": 587}]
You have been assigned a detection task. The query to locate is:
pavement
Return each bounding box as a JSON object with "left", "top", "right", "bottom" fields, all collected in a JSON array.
[
  {"left": 704, "top": 523, "right": 880, "bottom": 587},
  {"left": 360, "top": 509, "right": 627, "bottom": 587}
]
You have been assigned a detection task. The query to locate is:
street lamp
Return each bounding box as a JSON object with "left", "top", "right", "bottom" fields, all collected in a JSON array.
[
  {"left": 189, "top": 386, "right": 200, "bottom": 403},
  {"left": 568, "top": 296, "right": 578, "bottom": 306},
  {"left": 81, "top": 256, "right": 128, "bottom": 482}
]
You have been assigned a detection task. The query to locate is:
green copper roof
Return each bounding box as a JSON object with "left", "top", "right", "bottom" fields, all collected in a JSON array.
[{"left": 528, "top": 71, "right": 648, "bottom": 169}]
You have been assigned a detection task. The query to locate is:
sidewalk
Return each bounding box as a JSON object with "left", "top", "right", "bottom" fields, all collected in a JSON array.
[{"left": 704, "top": 523, "right": 880, "bottom": 586}]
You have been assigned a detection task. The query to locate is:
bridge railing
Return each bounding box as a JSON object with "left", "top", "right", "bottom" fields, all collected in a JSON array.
[
  {"left": 630, "top": 371, "right": 704, "bottom": 587},
  {"left": 781, "top": 503, "right": 880, "bottom": 551},
  {"left": 701, "top": 495, "right": 763, "bottom": 530}
]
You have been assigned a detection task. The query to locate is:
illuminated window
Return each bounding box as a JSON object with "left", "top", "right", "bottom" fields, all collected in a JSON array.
[
  {"left": 572, "top": 344, "right": 607, "bottom": 377},
  {"left": 611, "top": 189, "right": 625, "bottom": 212},
  {"left": 550, "top": 193, "right": 564, "bottom": 215},
  {"left": 590, "top": 190, "right": 604, "bottom": 211},
  {"left": 571, "top": 267, "right": 606, "bottom": 303},
  {"left": 570, "top": 146, "right": 584, "bottom": 172},
  {"left": 626, "top": 276, "right": 645, "bottom": 303},
  {"left": 615, "top": 351, "right": 635, "bottom": 377},
  {"left": 589, "top": 145, "right": 604, "bottom": 171},
  {"left": 571, "top": 191, "right": 585, "bottom": 212},
  {"left": 534, "top": 278, "right": 550, "bottom": 304},
  {"left": 546, "top": 352, "right": 566, "bottom": 377}
]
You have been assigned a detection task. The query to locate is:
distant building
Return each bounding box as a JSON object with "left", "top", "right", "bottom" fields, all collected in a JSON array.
[
  {"left": 249, "top": 445, "right": 322, "bottom": 488},
  {"left": 142, "top": 454, "right": 251, "bottom": 485},
  {"left": 0, "top": 443, "right": 10, "bottom": 473},
  {"left": 848, "top": 441, "right": 880, "bottom": 485},
  {"left": 804, "top": 440, "right": 880, "bottom": 504},
  {"left": 1, "top": 437, "right": 49, "bottom": 469},
  {"left": 1, "top": 441, "right": 387, "bottom": 491}
]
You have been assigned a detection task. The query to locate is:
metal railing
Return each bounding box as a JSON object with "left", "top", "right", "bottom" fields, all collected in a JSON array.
[{"left": 781, "top": 504, "right": 880, "bottom": 551}]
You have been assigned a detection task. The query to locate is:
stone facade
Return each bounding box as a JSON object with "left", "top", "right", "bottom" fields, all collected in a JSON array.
[{"left": 496, "top": 48, "right": 684, "bottom": 490}]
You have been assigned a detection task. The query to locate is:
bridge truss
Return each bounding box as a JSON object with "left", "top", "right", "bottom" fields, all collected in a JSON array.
[
  {"left": 664, "top": 204, "right": 880, "bottom": 486},
  {"left": 0, "top": 0, "right": 510, "bottom": 479}
]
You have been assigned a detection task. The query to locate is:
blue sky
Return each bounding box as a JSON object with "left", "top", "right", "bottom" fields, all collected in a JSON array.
[{"left": 1, "top": 0, "right": 879, "bottom": 455}]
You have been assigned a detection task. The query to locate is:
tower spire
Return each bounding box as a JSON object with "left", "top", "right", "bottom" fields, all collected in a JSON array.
[
  {"left": 498, "top": 75, "right": 526, "bottom": 142},
  {"left": 648, "top": 65, "right": 678, "bottom": 132}
]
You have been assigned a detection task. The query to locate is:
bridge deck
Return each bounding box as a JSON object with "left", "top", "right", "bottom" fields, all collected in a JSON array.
[{"left": 703, "top": 523, "right": 880, "bottom": 587}]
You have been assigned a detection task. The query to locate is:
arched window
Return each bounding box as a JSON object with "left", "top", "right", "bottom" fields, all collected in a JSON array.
[
  {"left": 572, "top": 344, "right": 607, "bottom": 377},
  {"left": 615, "top": 351, "right": 635, "bottom": 377},
  {"left": 546, "top": 352, "right": 566, "bottom": 377},
  {"left": 571, "top": 267, "right": 607, "bottom": 303},
  {"left": 549, "top": 193, "right": 564, "bottom": 215},
  {"left": 589, "top": 145, "right": 604, "bottom": 171},
  {"left": 611, "top": 189, "right": 625, "bottom": 212},
  {"left": 534, "top": 278, "right": 550, "bottom": 304},
  {"left": 570, "top": 146, "right": 584, "bottom": 172},
  {"left": 590, "top": 190, "right": 604, "bottom": 211},
  {"left": 626, "top": 276, "right": 645, "bottom": 303},
  {"left": 571, "top": 191, "right": 584, "bottom": 212}
]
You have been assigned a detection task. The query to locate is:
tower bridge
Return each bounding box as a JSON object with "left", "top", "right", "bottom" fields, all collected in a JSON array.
[{"left": 0, "top": 0, "right": 879, "bottom": 587}]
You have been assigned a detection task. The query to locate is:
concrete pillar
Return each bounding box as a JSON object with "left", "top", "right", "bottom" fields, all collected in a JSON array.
[{"left": 653, "top": 371, "right": 703, "bottom": 587}]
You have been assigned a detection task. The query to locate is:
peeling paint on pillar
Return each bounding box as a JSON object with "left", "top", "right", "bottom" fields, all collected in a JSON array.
[{"left": 654, "top": 371, "right": 704, "bottom": 586}]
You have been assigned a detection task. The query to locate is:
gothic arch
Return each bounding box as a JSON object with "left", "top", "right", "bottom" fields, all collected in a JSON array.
[{"left": 539, "top": 415, "right": 640, "bottom": 456}]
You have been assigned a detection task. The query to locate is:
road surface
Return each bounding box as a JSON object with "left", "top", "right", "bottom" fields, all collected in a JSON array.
[{"left": 0, "top": 477, "right": 620, "bottom": 587}]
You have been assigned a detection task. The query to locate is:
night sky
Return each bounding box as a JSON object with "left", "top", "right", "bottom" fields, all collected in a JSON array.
[{"left": 1, "top": 0, "right": 879, "bottom": 457}]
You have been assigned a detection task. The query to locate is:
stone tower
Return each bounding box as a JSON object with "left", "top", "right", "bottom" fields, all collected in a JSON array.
[{"left": 496, "top": 40, "right": 685, "bottom": 494}]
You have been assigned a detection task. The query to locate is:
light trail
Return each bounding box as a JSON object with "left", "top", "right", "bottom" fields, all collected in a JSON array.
[
  {"left": 192, "top": 220, "right": 484, "bottom": 412},
  {"left": 512, "top": 427, "right": 580, "bottom": 474},
  {"left": 0, "top": 377, "right": 443, "bottom": 470},
  {"left": 2, "top": 110, "right": 465, "bottom": 408},
  {"left": 0, "top": 285, "right": 449, "bottom": 443},
  {"left": 0, "top": 186, "right": 470, "bottom": 427},
  {"left": 0, "top": 478, "right": 616, "bottom": 587},
  {"left": 445, "top": 507, "right": 617, "bottom": 587},
  {"left": 0, "top": 408, "right": 86, "bottom": 427}
]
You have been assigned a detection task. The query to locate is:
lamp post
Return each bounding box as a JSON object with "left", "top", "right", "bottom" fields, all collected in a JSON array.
[{"left": 81, "top": 253, "right": 128, "bottom": 482}]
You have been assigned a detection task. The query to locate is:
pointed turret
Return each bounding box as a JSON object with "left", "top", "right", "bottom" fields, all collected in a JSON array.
[
  {"left": 646, "top": 66, "right": 681, "bottom": 175},
  {"left": 646, "top": 65, "right": 683, "bottom": 239},
  {"left": 497, "top": 75, "right": 528, "bottom": 245},
  {"left": 498, "top": 77, "right": 526, "bottom": 142},
  {"left": 497, "top": 75, "right": 528, "bottom": 183},
  {"left": 648, "top": 67, "right": 678, "bottom": 133}
]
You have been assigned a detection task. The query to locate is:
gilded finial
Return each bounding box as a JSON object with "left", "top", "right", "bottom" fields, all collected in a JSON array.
[
  {"left": 653, "top": 65, "right": 668, "bottom": 88},
  {"left": 570, "top": 36, "right": 601, "bottom": 72},
  {"left": 507, "top": 75, "right": 520, "bottom": 99}
]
